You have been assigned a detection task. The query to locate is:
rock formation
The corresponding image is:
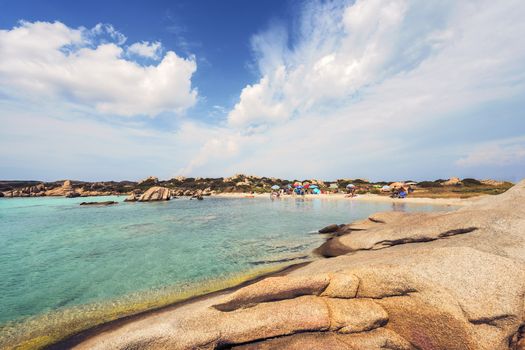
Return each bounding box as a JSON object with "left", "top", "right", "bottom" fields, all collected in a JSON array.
[
  {"left": 138, "top": 176, "right": 159, "bottom": 185},
  {"left": 2, "top": 183, "right": 46, "bottom": 197},
  {"left": 68, "top": 180, "right": 525, "bottom": 350},
  {"left": 318, "top": 223, "right": 341, "bottom": 234},
  {"left": 442, "top": 176, "right": 462, "bottom": 186},
  {"left": 481, "top": 179, "right": 506, "bottom": 186},
  {"left": 44, "top": 180, "right": 78, "bottom": 197},
  {"left": 79, "top": 201, "right": 118, "bottom": 206},
  {"left": 138, "top": 186, "right": 171, "bottom": 201},
  {"left": 124, "top": 190, "right": 142, "bottom": 202}
]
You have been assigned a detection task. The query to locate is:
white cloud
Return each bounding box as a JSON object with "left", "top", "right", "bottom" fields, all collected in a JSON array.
[
  {"left": 228, "top": 0, "right": 417, "bottom": 128},
  {"left": 127, "top": 41, "right": 162, "bottom": 59},
  {"left": 91, "top": 23, "right": 127, "bottom": 45},
  {"left": 227, "top": 0, "right": 525, "bottom": 130},
  {"left": 2, "top": 1, "right": 525, "bottom": 181},
  {"left": 186, "top": 0, "right": 525, "bottom": 179},
  {"left": 0, "top": 21, "right": 197, "bottom": 117},
  {"left": 457, "top": 137, "right": 525, "bottom": 168}
]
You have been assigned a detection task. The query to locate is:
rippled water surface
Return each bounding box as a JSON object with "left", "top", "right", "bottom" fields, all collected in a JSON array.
[{"left": 0, "top": 195, "right": 450, "bottom": 328}]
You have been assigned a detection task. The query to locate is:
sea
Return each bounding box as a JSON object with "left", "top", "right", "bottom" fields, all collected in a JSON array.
[{"left": 0, "top": 195, "right": 452, "bottom": 347}]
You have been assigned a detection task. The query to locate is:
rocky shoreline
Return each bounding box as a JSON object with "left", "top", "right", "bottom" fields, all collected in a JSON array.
[
  {"left": 45, "top": 180, "right": 525, "bottom": 350},
  {"left": 0, "top": 174, "right": 513, "bottom": 199}
]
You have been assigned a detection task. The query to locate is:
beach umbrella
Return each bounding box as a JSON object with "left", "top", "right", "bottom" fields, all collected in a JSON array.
[
  {"left": 381, "top": 185, "right": 391, "bottom": 192},
  {"left": 310, "top": 184, "right": 318, "bottom": 188},
  {"left": 271, "top": 185, "right": 280, "bottom": 190},
  {"left": 346, "top": 184, "right": 355, "bottom": 188},
  {"left": 293, "top": 182, "right": 301, "bottom": 187},
  {"left": 297, "top": 185, "right": 303, "bottom": 189},
  {"left": 389, "top": 182, "right": 406, "bottom": 189},
  {"left": 303, "top": 184, "right": 310, "bottom": 189}
]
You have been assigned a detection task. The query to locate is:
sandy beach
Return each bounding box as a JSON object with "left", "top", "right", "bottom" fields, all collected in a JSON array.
[{"left": 215, "top": 192, "right": 474, "bottom": 206}]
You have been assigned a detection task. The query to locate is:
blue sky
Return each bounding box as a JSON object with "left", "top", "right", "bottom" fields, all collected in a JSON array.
[
  {"left": 1, "top": 0, "right": 525, "bottom": 182},
  {"left": 0, "top": 0, "right": 292, "bottom": 121}
]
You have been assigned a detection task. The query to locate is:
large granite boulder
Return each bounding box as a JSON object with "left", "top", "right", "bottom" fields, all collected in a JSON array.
[
  {"left": 124, "top": 193, "right": 139, "bottom": 202},
  {"left": 69, "top": 180, "right": 525, "bottom": 350},
  {"left": 45, "top": 180, "right": 77, "bottom": 197},
  {"left": 138, "top": 186, "right": 171, "bottom": 201}
]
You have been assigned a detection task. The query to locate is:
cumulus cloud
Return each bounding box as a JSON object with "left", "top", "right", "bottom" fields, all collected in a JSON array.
[
  {"left": 127, "top": 41, "right": 162, "bottom": 59},
  {"left": 228, "top": 0, "right": 439, "bottom": 128},
  {"left": 0, "top": 21, "right": 197, "bottom": 117},
  {"left": 228, "top": 0, "right": 525, "bottom": 130}
]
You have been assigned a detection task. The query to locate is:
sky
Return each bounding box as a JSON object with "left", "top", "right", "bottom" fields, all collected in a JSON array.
[{"left": 1, "top": 0, "right": 524, "bottom": 182}]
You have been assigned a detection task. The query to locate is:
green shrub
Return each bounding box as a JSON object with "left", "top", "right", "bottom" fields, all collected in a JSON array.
[
  {"left": 418, "top": 181, "right": 442, "bottom": 188},
  {"left": 462, "top": 178, "right": 482, "bottom": 186}
]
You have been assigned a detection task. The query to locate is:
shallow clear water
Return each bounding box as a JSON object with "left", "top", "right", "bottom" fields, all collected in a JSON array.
[{"left": 0, "top": 195, "right": 449, "bottom": 327}]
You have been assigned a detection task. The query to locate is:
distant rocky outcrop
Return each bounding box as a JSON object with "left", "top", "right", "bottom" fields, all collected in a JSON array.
[
  {"left": 138, "top": 186, "right": 171, "bottom": 201},
  {"left": 2, "top": 183, "right": 46, "bottom": 197},
  {"left": 481, "top": 179, "right": 506, "bottom": 186},
  {"left": 44, "top": 180, "right": 77, "bottom": 197},
  {"left": 70, "top": 181, "right": 525, "bottom": 350},
  {"left": 138, "top": 176, "right": 159, "bottom": 185},
  {"left": 442, "top": 176, "right": 462, "bottom": 186}
]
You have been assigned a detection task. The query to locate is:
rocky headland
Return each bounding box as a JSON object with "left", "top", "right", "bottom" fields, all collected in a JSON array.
[
  {"left": 54, "top": 179, "right": 525, "bottom": 350},
  {"left": 0, "top": 180, "right": 136, "bottom": 198}
]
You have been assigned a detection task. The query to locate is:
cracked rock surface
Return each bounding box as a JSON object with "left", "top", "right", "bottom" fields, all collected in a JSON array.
[{"left": 71, "top": 180, "right": 525, "bottom": 350}]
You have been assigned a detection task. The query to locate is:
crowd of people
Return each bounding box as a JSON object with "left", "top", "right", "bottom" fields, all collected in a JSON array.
[{"left": 269, "top": 182, "right": 414, "bottom": 199}]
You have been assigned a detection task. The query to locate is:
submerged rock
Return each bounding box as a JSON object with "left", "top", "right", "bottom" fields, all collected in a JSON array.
[
  {"left": 79, "top": 201, "right": 118, "bottom": 206},
  {"left": 318, "top": 224, "right": 340, "bottom": 234},
  {"left": 138, "top": 186, "right": 171, "bottom": 201}
]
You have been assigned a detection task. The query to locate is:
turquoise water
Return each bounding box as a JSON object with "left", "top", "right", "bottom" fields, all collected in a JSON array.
[{"left": 0, "top": 195, "right": 449, "bottom": 329}]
